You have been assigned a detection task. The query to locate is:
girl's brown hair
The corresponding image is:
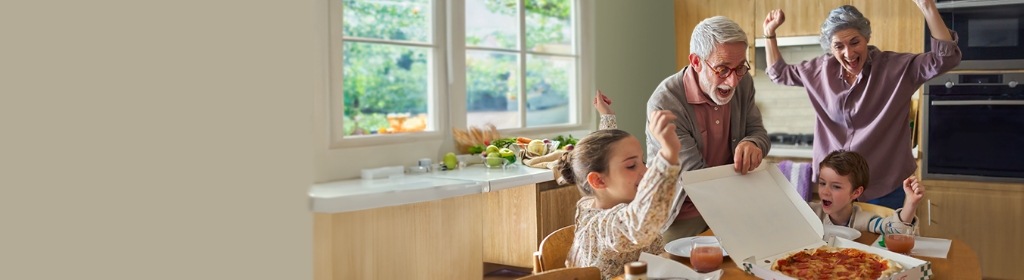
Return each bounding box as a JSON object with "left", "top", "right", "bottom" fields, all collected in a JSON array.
[
  {"left": 818, "top": 150, "right": 870, "bottom": 191},
  {"left": 556, "top": 129, "right": 633, "bottom": 196}
]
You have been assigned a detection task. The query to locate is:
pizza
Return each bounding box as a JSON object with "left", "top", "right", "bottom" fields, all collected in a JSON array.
[{"left": 771, "top": 246, "right": 903, "bottom": 280}]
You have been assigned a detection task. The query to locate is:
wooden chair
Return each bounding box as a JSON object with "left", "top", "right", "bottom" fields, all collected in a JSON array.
[
  {"left": 517, "top": 267, "right": 601, "bottom": 280},
  {"left": 854, "top": 202, "right": 896, "bottom": 217},
  {"left": 533, "top": 225, "right": 576, "bottom": 273}
]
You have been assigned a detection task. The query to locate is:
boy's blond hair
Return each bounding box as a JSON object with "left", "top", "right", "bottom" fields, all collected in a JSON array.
[{"left": 818, "top": 150, "right": 870, "bottom": 191}]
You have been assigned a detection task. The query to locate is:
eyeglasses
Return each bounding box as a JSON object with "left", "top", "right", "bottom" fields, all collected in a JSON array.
[{"left": 703, "top": 59, "right": 750, "bottom": 79}]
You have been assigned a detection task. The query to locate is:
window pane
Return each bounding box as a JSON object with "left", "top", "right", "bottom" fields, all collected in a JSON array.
[
  {"left": 466, "top": 0, "right": 518, "bottom": 49},
  {"left": 526, "top": 54, "right": 573, "bottom": 127},
  {"left": 343, "top": 42, "right": 431, "bottom": 135},
  {"left": 466, "top": 50, "right": 520, "bottom": 129},
  {"left": 525, "top": 0, "right": 572, "bottom": 54},
  {"left": 343, "top": 0, "right": 432, "bottom": 43}
]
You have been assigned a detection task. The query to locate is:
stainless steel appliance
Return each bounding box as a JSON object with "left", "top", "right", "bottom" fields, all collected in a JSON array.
[
  {"left": 922, "top": 72, "right": 1024, "bottom": 182},
  {"left": 929, "top": 0, "right": 1024, "bottom": 70}
]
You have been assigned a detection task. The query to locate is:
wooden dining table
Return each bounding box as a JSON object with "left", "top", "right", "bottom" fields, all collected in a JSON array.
[{"left": 613, "top": 229, "right": 981, "bottom": 280}]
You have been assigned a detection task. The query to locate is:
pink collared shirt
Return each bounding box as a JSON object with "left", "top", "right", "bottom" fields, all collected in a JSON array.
[{"left": 682, "top": 67, "right": 733, "bottom": 167}]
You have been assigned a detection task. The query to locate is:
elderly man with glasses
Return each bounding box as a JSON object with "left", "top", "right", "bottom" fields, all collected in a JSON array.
[{"left": 642, "top": 16, "right": 771, "bottom": 241}]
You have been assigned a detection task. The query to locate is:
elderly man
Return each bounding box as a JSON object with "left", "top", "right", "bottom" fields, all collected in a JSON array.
[{"left": 646, "top": 16, "right": 771, "bottom": 241}]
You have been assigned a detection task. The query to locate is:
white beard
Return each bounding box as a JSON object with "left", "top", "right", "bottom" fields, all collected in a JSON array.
[{"left": 700, "top": 77, "right": 735, "bottom": 105}]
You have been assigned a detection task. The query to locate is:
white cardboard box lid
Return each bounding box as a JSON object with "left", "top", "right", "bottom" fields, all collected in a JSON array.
[{"left": 680, "top": 163, "right": 825, "bottom": 264}]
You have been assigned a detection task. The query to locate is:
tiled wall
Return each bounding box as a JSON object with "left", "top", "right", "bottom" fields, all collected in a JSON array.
[{"left": 752, "top": 45, "right": 826, "bottom": 134}]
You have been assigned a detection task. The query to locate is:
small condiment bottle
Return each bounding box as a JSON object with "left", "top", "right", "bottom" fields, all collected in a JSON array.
[{"left": 624, "top": 261, "right": 647, "bottom": 280}]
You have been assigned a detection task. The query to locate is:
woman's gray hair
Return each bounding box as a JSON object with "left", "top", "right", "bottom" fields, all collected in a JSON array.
[
  {"left": 690, "top": 16, "right": 748, "bottom": 60},
  {"left": 820, "top": 5, "right": 872, "bottom": 52}
]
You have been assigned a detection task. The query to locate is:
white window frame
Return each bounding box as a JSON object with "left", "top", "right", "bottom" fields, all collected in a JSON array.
[
  {"left": 314, "top": 0, "right": 594, "bottom": 181},
  {"left": 326, "top": 0, "right": 449, "bottom": 149}
]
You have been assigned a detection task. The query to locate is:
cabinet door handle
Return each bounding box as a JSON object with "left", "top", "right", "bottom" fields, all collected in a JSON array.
[{"left": 929, "top": 197, "right": 937, "bottom": 224}]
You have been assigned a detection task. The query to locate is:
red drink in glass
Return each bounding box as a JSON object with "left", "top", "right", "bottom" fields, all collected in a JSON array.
[
  {"left": 690, "top": 246, "right": 723, "bottom": 273},
  {"left": 885, "top": 234, "right": 915, "bottom": 254}
]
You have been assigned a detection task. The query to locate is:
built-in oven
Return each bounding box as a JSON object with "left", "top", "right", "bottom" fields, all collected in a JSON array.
[
  {"left": 922, "top": 72, "right": 1024, "bottom": 182},
  {"left": 929, "top": 0, "right": 1024, "bottom": 70}
]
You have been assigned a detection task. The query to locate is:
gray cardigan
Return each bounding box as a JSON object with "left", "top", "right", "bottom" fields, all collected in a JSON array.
[{"left": 645, "top": 66, "right": 770, "bottom": 171}]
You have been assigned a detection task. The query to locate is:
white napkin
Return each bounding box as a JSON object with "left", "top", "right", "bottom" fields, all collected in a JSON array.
[
  {"left": 639, "top": 252, "right": 723, "bottom": 280},
  {"left": 870, "top": 235, "right": 952, "bottom": 259}
]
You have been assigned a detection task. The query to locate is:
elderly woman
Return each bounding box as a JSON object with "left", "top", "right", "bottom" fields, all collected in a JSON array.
[{"left": 762, "top": 0, "right": 960, "bottom": 210}]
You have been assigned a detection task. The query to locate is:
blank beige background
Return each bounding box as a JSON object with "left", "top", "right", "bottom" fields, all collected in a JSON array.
[{"left": 0, "top": 1, "right": 313, "bottom": 279}]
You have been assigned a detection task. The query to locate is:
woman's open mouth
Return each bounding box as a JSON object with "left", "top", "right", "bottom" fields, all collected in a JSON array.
[{"left": 843, "top": 57, "right": 860, "bottom": 69}]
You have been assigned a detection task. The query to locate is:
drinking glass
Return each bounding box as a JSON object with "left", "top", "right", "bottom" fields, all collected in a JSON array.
[
  {"left": 884, "top": 227, "right": 917, "bottom": 255},
  {"left": 689, "top": 238, "right": 723, "bottom": 273}
]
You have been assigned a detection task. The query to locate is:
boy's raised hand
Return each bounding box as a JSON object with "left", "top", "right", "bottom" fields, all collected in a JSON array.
[
  {"left": 648, "top": 110, "right": 679, "bottom": 165},
  {"left": 903, "top": 176, "right": 925, "bottom": 206},
  {"left": 899, "top": 176, "right": 926, "bottom": 225},
  {"left": 593, "top": 90, "right": 614, "bottom": 115}
]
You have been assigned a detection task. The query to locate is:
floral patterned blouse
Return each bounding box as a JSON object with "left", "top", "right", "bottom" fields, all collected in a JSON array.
[{"left": 565, "top": 114, "right": 683, "bottom": 280}]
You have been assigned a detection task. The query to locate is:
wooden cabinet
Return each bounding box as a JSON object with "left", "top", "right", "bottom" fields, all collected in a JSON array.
[
  {"left": 916, "top": 180, "right": 1024, "bottom": 279},
  {"left": 755, "top": 0, "right": 848, "bottom": 37},
  {"left": 483, "top": 181, "right": 581, "bottom": 268},
  {"left": 849, "top": 0, "right": 924, "bottom": 54},
  {"left": 314, "top": 194, "right": 485, "bottom": 280},
  {"left": 314, "top": 181, "right": 581, "bottom": 279},
  {"left": 673, "top": 0, "right": 755, "bottom": 71}
]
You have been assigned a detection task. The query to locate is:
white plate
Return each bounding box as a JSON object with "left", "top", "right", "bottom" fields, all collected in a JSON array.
[
  {"left": 822, "top": 224, "right": 862, "bottom": 241},
  {"left": 664, "top": 236, "right": 729, "bottom": 257}
]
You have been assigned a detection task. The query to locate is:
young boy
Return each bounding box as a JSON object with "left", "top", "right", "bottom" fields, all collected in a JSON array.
[{"left": 810, "top": 150, "right": 924, "bottom": 234}]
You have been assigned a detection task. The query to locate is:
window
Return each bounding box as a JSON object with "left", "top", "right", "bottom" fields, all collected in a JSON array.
[
  {"left": 340, "top": 0, "right": 436, "bottom": 137},
  {"left": 464, "top": 0, "right": 577, "bottom": 129},
  {"left": 327, "top": 0, "right": 590, "bottom": 151}
]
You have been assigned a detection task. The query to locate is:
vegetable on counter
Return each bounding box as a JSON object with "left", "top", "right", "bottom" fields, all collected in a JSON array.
[
  {"left": 553, "top": 134, "right": 578, "bottom": 149},
  {"left": 490, "top": 137, "right": 518, "bottom": 149}
]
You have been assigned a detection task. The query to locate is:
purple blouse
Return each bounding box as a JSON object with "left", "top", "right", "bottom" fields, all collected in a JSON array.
[{"left": 766, "top": 32, "right": 961, "bottom": 201}]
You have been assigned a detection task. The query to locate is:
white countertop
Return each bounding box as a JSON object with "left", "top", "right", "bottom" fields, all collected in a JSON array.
[
  {"left": 428, "top": 164, "right": 554, "bottom": 192},
  {"left": 309, "top": 164, "right": 555, "bottom": 213},
  {"left": 767, "top": 144, "right": 919, "bottom": 159},
  {"left": 767, "top": 144, "right": 815, "bottom": 158}
]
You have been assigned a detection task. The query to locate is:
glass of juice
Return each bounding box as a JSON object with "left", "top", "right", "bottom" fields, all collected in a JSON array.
[
  {"left": 884, "top": 227, "right": 917, "bottom": 254},
  {"left": 689, "top": 238, "right": 723, "bottom": 273}
]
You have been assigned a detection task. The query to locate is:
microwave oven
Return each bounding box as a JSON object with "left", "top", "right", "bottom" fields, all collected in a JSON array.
[{"left": 927, "top": 1, "right": 1024, "bottom": 70}]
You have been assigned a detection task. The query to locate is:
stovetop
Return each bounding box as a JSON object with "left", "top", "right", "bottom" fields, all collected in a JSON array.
[{"left": 768, "top": 133, "right": 814, "bottom": 147}]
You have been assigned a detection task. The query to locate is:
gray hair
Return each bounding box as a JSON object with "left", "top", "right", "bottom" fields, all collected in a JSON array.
[
  {"left": 690, "top": 16, "right": 748, "bottom": 60},
  {"left": 820, "top": 5, "right": 872, "bottom": 52}
]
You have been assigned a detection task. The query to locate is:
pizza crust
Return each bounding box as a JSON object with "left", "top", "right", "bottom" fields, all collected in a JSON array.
[{"left": 879, "top": 258, "right": 903, "bottom": 278}]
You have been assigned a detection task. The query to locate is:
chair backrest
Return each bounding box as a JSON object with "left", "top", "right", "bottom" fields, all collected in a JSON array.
[
  {"left": 535, "top": 225, "right": 576, "bottom": 272},
  {"left": 517, "top": 267, "right": 601, "bottom": 280},
  {"left": 854, "top": 202, "right": 896, "bottom": 217}
]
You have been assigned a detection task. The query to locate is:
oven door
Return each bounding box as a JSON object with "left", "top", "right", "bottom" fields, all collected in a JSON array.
[{"left": 923, "top": 83, "right": 1024, "bottom": 182}]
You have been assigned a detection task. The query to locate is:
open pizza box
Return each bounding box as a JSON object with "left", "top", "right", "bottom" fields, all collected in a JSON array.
[{"left": 680, "top": 163, "right": 932, "bottom": 280}]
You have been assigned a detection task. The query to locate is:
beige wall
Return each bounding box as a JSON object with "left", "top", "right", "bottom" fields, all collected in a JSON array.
[
  {"left": 3, "top": 1, "right": 313, "bottom": 279},
  {"left": 594, "top": 0, "right": 679, "bottom": 155}
]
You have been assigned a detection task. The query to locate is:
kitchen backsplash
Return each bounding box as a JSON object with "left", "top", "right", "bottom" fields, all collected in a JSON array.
[{"left": 752, "top": 45, "right": 826, "bottom": 135}]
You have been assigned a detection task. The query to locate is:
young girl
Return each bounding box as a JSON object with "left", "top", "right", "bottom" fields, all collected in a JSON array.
[
  {"left": 811, "top": 150, "right": 924, "bottom": 234},
  {"left": 560, "top": 91, "right": 682, "bottom": 279}
]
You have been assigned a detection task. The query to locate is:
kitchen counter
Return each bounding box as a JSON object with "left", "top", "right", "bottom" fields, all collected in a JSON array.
[
  {"left": 767, "top": 144, "right": 815, "bottom": 158},
  {"left": 309, "top": 164, "right": 555, "bottom": 213},
  {"left": 766, "top": 144, "right": 919, "bottom": 159}
]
